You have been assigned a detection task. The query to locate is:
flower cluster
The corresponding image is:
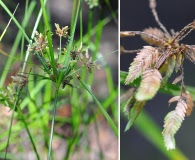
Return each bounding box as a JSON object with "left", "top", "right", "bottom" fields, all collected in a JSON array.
[{"left": 27, "top": 24, "right": 99, "bottom": 89}]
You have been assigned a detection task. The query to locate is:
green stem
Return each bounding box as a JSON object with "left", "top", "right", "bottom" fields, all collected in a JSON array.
[
  {"left": 58, "top": 36, "right": 62, "bottom": 60},
  {"left": 40, "top": 0, "right": 57, "bottom": 79},
  {"left": 17, "top": 107, "right": 40, "bottom": 160},
  {"left": 22, "top": 0, "right": 48, "bottom": 74},
  {"left": 5, "top": 100, "right": 17, "bottom": 159},
  {"left": 63, "top": 0, "right": 80, "bottom": 66},
  {"left": 0, "top": 1, "right": 31, "bottom": 43},
  {"left": 57, "top": 0, "right": 81, "bottom": 88},
  {"left": 47, "top": 89, "right": 59, "bottom": 160},
  {"left": 86, "top": 10, "right": 93, "bottom": 44},
  {"left": 5, "top": 88, "right": 40, "bottom": 160},
  {"left": 79, "top": 0, "right": 83, "bottom": 43}
]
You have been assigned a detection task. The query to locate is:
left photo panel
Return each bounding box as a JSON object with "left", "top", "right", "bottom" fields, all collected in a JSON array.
[{"left": 0, "top": 0, "right": 118, "bottom": 159}]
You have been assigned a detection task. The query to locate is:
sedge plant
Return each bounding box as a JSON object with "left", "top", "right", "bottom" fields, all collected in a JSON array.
[{"left": 0, "top": 0, "right": 118, "bottom": 159}]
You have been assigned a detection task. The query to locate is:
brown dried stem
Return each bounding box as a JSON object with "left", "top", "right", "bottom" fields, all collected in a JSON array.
[{"left": 149, "top": 0, "right": 170, "bottom": 37}]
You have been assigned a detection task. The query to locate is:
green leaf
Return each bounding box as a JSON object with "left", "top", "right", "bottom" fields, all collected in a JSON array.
[
  {"left": 78, "top": 78, "right": 118, "bottom": 136},
  {"left": 125, "top": 99, "right": 146, "bottom": 131}
]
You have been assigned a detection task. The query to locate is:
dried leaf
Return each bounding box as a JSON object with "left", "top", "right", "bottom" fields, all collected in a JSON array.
[
  {"left": 141, "top": 27, "right": 165, "bottom": 46},
  {"left": 123, "top": 94, "right": 136, "bottom": 118},
  {"left": 162, "top": 98, "right": 187, "bottom": 150},
  {"left": 135, "top": 69, "right": 162, "bottom": 101},
  {"left": 125, "top": 46, "right": 159, "bottom": 84}
]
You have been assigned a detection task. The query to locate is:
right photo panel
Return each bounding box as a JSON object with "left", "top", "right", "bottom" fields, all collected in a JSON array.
[{"left": 120, "top": 0, "right": 195, "bottom": 159}]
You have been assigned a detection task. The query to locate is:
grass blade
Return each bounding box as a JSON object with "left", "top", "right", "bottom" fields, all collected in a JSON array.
[
  {"left": 0, "top": 1, "right": 31, "bottom": 43},
  {"left": 0, "top": 1, "right": 36, "bottom": 87},
  {"left": 78, "top": 78, "right": 118, "bottom": 136}
]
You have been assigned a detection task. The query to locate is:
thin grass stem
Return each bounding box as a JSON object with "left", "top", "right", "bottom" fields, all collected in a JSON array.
[{"left": 47, "top": 89, "right": 59, "bottom": 160}]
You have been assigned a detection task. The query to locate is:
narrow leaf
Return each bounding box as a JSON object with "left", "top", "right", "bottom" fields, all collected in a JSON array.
[
  {"left": 79, "top": 78, "right": 118, "bottom": 136},
  {"left": 125, "top": 100, "right": 146, "bottom": 131}
]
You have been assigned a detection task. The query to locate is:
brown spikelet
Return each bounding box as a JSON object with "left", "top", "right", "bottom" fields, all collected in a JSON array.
[
  {"left": 135, "top": 68, "right": 162, "bottom": 101},
  {"left": 168, "top": 96, "right": 180, "bottom": 104},
  {"left": 183, "top": 45, "right": 195, "bottom": 64},
  {"left": 155, "top": 49, "right": 173, "bottom": 69},
  {"left": 172, "top": 75, "right": 183, "bottom": 85},
  {"left": 183, "top": 91, "right": 194, "bottom": 116},
  {"left": 141, "top": 28, "right": 165, "bottom": 46},
  {"left": 163, "top": 97, "right": 188, "bottom": 150},
  {"left": 125, "top": 46, "right": 159, "bottom": 84}
]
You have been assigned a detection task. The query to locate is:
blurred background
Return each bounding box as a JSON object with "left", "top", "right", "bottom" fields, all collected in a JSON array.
[{"left": 121, "top": 0, "right": 195, "bottom": 160}]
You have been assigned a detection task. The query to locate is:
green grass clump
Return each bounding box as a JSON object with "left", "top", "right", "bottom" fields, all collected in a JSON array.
[{"left": 0, "top": 0, "right": 118, "bottom": 159}]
